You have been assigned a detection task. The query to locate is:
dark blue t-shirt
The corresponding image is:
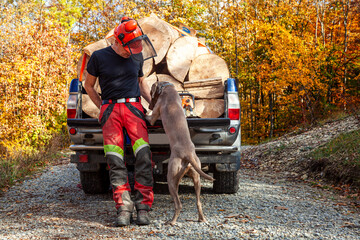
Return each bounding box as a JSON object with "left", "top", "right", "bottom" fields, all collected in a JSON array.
[{"left": 86, "top": 46, "right": 144, "bottom": 100}]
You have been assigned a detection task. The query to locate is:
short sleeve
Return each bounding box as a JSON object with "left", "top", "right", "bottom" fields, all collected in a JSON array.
[
  {"left": 87, "top": 53, "right": 99, "bottom": 77},
  {"left": 138, "top": 60, "right": 144, "bottom": 77}
]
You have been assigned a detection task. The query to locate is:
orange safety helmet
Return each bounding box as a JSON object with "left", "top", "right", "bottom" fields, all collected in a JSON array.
[{"left": 113, "top": 17, "right": 157, "bottom": 61}]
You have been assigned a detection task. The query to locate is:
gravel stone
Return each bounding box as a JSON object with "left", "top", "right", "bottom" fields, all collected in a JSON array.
[
  {"left": 0, "top": 160, "right": 359, "bottom": 239},
  {"left": 1, "top": 116, "right": 359, "bottom": 239}
]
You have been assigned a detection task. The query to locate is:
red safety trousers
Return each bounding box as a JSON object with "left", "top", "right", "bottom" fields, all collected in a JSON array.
[{"left": 99, "top": 100, "right": 154, "bottom": 212}]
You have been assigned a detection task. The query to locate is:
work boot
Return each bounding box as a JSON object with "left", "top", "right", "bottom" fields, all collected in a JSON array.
[
  {"left": 115, "top": 210, "right": 132, "bottom": 227},
  {"left": 136, "top": 210, "right": 151, "bottom": 225}
]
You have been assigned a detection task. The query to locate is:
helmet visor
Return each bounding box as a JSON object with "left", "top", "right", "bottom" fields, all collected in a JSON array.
[{"left": 124, "top": 35, "right": 157, "bottom": 61}]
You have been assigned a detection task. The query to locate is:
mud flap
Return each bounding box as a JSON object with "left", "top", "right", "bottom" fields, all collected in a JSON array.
[
  {"left": 215, "top": 151, "right": 241, "bottom": 172},
  {"left": 77, "top": 162, "right": 101, "bottom": 172}
]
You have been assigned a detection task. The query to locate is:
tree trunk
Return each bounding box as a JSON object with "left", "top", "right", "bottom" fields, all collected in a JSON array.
[
  {"left": 166, "top": 36, "right": 198, "bottom": 82},
  {"left": 269, "top": 92, "right": 274, "bottom": 139},
  {"left": 138, "top": 14, "right": 179, "bottom": 65},
  {"left": 184, "top": 77, "right": 224, "bottom": 99},
  {"left": 194, "top": 99, "right": 224, "bottom": 118},
  {"left": 82, "top": 94, "right": 100, "bottom": 118},
  {"left": 195, "top": 45, "right": 210, "bottom": 57},
  {"left": 143, "top": 58, "right": 154, "bottom": 78},
  {"left": 83, "top": 39, "right": 110, "bottom": 56},
  {"left": 188, "top": 53, "right": 230, "bottom": 83}
]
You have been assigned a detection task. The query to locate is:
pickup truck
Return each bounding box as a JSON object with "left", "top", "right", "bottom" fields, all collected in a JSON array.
[{"left": 66, "top": 78, "right": 241, "bottom": 194}]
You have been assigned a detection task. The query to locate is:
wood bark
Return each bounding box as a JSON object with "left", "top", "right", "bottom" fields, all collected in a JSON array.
[
  {"left": 105, "top": 28, "right": 115, "bottom": 45},
  {"left": 184, "top": 77, "right": 224, "bottom": 99},
  {"left": 83, "top": 39, "right": 110, "bottom": 56},
  {"left": 178, "top": 23, "right": 197, "bottom": 37}
]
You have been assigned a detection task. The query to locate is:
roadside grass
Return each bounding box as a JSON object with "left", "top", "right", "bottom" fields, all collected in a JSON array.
[
  {"left": 307, "top": 129, "right": 360, "bottom": 190},
  {"left": 0, "top": 133, "right": 70, "bottom": 193}
]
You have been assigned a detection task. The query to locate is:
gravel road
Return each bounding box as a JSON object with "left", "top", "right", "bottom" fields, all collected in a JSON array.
[{"left": 0, "top": 157, "right": 359, "bottom": 240}]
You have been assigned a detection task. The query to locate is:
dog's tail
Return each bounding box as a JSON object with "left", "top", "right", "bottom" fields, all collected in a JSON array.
[{"left": 187, "top": 155, "right": 215, "bottom": 181}]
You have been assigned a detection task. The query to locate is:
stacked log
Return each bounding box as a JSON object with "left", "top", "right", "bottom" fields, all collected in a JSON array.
[{"left": 78, "top": 14, "right": 229, "bottom": 119}]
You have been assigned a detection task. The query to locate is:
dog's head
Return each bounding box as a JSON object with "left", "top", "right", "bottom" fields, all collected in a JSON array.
[{"left": 149, "top": 81, "right": 174, "bottom": 110}]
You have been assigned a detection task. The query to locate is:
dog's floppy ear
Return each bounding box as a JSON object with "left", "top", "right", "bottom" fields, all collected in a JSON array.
[
  {"left": 149, "top": 79, "right": 159, "bottom": 110},
  {"left": 155, "top": 76, "right": 161, "bottom": 94}
]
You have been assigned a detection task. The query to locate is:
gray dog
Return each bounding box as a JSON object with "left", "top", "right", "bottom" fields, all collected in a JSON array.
[{"left": 147, "top": 81, "right": 214, "bottom": 225}]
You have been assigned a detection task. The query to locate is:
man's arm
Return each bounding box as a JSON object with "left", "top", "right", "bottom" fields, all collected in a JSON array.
[
  {"left": 84, "top": 74, "right": 102, "bottom": 109},
  {"left": 139, "top": 76, "right": 151, "bottom": 104}
]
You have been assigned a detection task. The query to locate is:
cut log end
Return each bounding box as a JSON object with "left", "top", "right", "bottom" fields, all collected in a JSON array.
[
  {"left": 166, "top": 36, "right": 199, "bottom": 82},
  {"left": 188, "top": 54, "right": 230, "bottom": 83},
  {"left": 194, "top": 99, "right": 225, "bottom": 118}
]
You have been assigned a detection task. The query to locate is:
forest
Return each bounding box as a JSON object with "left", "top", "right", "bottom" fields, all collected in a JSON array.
[{"left": 0, "top": 0, "right": 359, "bottom": 158}]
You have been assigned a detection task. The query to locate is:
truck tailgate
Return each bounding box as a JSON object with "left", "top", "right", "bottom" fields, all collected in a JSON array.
[
  {"left": 67, "top": 117, "right": 238, "bottom": 149},
  {"left": 67, "top": 118, "right": 230, "bottom": 128}
]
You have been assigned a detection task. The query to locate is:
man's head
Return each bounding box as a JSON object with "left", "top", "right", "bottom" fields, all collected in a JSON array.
[
  {"left": 114, "top": 17, "right": 143, "bottom": 55},
  {"left": 112, "top": 40, "right": 131, "bottom": 58},
  {"left": 112, "top": 17, "right": 157, "bottom": 61}
]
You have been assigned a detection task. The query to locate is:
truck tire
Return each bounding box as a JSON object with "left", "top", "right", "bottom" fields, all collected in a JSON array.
[
  {"left": 80, "top": 166, "right": 110, "bottom": 194},
  {"left": 213, "top": 170, "right": 239, "bottom": 194}
]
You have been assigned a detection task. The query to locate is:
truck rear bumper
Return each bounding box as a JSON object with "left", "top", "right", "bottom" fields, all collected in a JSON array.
[
  {"left": 70, "top": 147, "right": 241, "bottom": 174},
  {"left": 69, "top": 144, "right": 239, "bottom": 153}
]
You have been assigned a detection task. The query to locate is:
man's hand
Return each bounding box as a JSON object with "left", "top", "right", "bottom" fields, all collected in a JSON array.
[{"left": 84, "top": 74, "right": 102, "bottom": 109}]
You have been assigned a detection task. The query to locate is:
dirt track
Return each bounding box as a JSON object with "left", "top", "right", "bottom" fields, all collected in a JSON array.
[{"left": 0, "top": 156, "right": 359, "bottom": 239}]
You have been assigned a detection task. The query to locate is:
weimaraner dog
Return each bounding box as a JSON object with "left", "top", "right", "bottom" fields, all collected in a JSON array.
[{"left": 147, "top": 81, "right": 214, "bottom": 225}]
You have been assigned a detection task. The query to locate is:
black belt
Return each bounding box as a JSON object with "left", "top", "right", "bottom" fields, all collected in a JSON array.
[{"left": 102, "top": 97, "right": 140, "bottom": 105}]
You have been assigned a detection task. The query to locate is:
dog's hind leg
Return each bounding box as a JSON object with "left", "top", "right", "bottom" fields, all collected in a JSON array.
[
  {"left": 187, "top": 167, "right": 207, "bottom": 222},
  {"left": 166, "top": 158, "right": 188, "bottom": 225},
  {"left": 186, "top": 154, "right": 214, "bottom": 181}
]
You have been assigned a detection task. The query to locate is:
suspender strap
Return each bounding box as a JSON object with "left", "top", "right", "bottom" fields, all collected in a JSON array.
[
  {"left": 124, "top": 103, "right": 146, "bottom": 122},
  {"left": 99, "top": 104, "right": 115, "bottom": 127}
]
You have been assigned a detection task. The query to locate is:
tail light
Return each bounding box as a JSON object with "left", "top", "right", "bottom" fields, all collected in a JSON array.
[
  {"left": 229, "top": 126, "right": 237, "bottom": 134},
  {"left": 67, "top": 109, "right": 77, "bottom": 119},
  {"left": 228, "top": 109, "right": 240, "bottom": 120},
  {"left": 227, "top": 90, "right": 240, "bottom": 120},
  {"left": 67, "top": 94, "right": 77, "bottom": 118},
  {"left": 67, "top": 78, "right": 79, "bottom": 119},
  {"left": 79, "top": 154, "right": 88, "bottom": 163},
  {"left": 69, "top": 128, "right": 77, "bottom": 135}
]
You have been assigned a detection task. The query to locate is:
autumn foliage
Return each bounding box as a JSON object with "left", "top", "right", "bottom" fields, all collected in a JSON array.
[{"left": 1, "top": 0, "right": 359, "bottom": 157}]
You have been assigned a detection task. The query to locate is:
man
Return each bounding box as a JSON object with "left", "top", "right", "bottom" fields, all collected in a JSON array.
[{"left": 84, "top": 17, "right": 157, "bottom": 227}]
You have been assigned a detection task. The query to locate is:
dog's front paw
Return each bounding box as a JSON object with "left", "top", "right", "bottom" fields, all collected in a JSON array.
[
  {"left": 198, "top": 217, "right": 208, "bottom": 223},
  {"left": 165, "top": 220, "right": 177, "bottom": 226}
]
